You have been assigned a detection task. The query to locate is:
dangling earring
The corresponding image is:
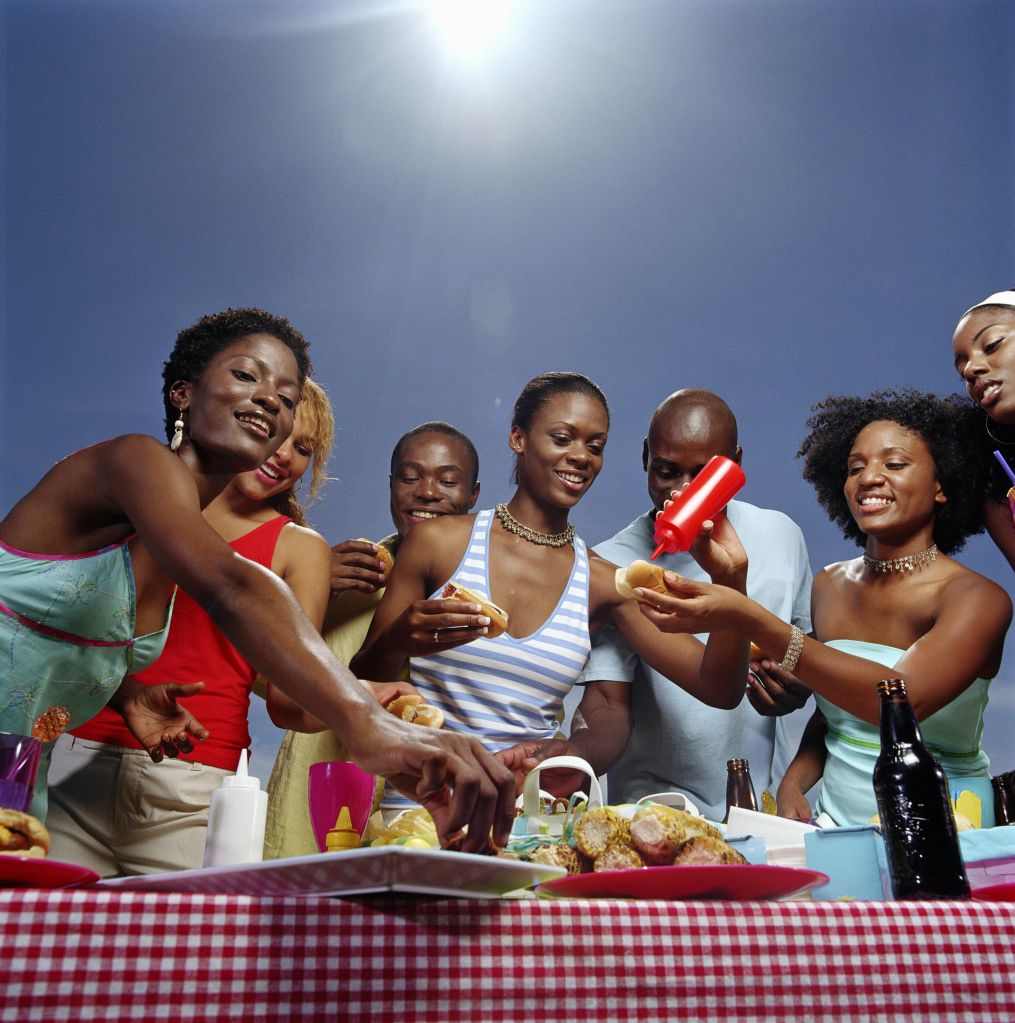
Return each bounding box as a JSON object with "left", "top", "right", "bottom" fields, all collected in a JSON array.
[{"left": 170, "top": 409, "right": 185, "bottom": 452}]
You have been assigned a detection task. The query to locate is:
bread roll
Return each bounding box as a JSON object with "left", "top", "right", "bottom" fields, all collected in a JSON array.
[
  {"left": 387, "top": 694, "right": 445, "bottom": 729},
  {"left": 0, "top": 809, "right": 50, "bottom": 858},
  {"left": 615, "top": 560, "right": 669, "bottom": 601},
  {"left": 376, "top": 545, "right": 394, "bottom": 576},
  {"left": 440, "top": 582, "right": 509, "bottom": 638}
]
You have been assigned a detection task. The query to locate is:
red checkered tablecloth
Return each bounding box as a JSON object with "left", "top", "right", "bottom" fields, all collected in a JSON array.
[{"left": 3, "top": 891, "right": 1013, "bottom": 1022}]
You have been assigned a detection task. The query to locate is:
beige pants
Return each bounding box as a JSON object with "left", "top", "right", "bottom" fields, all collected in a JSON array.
[{"left": 47, "top": 734, "right": 230, "bottom": 877}]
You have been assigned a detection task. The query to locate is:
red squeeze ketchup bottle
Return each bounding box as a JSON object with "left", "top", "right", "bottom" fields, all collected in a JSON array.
[{"left": 651, "top": 454, "right": 746, "bottom": 559}]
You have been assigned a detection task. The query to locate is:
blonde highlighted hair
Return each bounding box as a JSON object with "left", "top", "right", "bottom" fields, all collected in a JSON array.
[{"left": 268, "top": 378, "right": 335, "bottom": 526}]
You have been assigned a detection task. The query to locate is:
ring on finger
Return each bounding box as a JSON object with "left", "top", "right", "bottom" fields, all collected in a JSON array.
[{"left": 434, "top": 630, "right": 440, "bottom": 644}]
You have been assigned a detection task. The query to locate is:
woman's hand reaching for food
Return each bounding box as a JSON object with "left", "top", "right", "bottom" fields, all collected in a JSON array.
[
  {"left": 110, "top": 677, "right": 210, "bottom": 762},
  {"left": 633, "top": 571, "right": 744, "bottom": 635},
  {"left": 347, "top": 712, "right": 515, "bottom": 853}
]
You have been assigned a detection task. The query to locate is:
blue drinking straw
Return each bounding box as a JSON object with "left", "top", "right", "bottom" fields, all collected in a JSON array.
[{"left": 993, "top": 450, "right": 1015, "bottom": 488}]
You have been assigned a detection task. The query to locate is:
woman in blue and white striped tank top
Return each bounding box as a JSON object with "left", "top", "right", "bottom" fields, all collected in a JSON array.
[{"left": 353, "top": 373, "right": 752, "bottom": 809}]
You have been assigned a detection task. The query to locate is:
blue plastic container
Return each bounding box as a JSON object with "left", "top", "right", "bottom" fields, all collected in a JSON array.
[{"left": 804, "top": 825, "right": 892, "bottom": 900}]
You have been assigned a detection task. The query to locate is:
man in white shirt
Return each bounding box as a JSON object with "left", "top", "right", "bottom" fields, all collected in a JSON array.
[{"left": 580, "top": 389, "right": 813, "bottom": 819}]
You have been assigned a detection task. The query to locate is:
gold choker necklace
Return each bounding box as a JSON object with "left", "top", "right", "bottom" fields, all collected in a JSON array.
[
  {"left": 495, "top": 503, "right": 575, "bottom": 548},
  {"left": 863, "top": 544, "right": 938, "bottom": 574}
]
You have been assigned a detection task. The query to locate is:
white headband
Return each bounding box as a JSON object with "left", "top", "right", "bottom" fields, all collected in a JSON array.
[{"left": 962, "top": 290, "right": 1015, "bottom": 319}]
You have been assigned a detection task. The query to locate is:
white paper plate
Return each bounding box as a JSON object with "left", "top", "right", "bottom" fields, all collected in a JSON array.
[{"left": 95, "top": 846, "right": 565, "bottom": 899}]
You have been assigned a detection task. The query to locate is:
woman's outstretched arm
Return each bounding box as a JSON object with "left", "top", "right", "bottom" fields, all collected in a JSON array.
[{"left": 635, "top": 567, "right": 1011, "bottom": 725}]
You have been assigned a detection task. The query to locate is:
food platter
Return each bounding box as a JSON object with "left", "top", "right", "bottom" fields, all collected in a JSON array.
[
  {"left": 0, "top": 856, "right": 99, "bottom": 889},
  {"left": 96, "top": 846, "right": 566, "bottom": 899},
  {"left": 536, "top": 863, "right": 829, "bottom": 901}
]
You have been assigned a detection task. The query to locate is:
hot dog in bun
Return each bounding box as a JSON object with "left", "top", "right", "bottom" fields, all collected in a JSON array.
[
  {"left": 615, "top": 559, "right": 670, "bottom": 601},
  {"left": 440, "top": 582, "right": 509, "bottom": 639},
  {"left": 0, "top": 809, "right": 50, "bottom": 858},
  {"left": 387, "top": 694, "right": 445, "bottom": 729}
]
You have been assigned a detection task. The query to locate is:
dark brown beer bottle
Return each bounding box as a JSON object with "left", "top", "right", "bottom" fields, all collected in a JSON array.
[
  {"left": 722, "top": 758, "right": 758, "bottom": 823},
  {"left": 873, "top": 679, "right": 970, "bottom": 900},
  {"left": 992, "top": 771, "right": 1015, "bottom": 826}
]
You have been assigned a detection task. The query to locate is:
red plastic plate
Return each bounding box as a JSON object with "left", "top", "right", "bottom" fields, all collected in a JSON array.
[
  {"left": 0, "top": 856, "right": 99, "bottom": 889},
  {"left": 537, "top": 863, "right": 829, "bottom": 901},
  {"left": 972, "top": 882, "right": 1015, "bottom": 902}
]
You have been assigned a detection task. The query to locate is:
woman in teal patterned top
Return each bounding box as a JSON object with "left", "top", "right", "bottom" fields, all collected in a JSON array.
[{"left": 0, "top": 308, "right": 515, "bottom": 846}]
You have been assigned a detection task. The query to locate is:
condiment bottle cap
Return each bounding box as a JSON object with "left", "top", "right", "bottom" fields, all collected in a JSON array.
[
  {"left": 326, "top": 806, "right": 362, "bottom": 852},
  {"left": 222, "top": 749, "right": 261, "bottom": 789}
]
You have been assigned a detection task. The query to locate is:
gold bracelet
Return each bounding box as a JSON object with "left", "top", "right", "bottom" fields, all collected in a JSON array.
[{"left": 773, "top": 624, "right": 804, "bottom": 674}]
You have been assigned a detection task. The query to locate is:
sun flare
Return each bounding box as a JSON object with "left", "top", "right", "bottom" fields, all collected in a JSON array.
[{"left": 430, "top": 0, "right": 515, "bottom": 54}]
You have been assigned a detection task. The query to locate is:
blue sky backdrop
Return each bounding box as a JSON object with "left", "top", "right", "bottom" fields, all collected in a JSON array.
[{"left": 2, "top": 0, "right": 1013, "bottom": 782}]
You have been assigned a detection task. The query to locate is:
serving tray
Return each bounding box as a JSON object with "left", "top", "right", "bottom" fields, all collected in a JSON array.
[{"left": 95, "top": 846, "right": 565, "bottom": 899}]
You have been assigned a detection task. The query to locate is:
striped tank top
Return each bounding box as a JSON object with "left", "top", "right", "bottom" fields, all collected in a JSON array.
[{"left": 383, "top": 508, "right": 591, "bottom": 813}]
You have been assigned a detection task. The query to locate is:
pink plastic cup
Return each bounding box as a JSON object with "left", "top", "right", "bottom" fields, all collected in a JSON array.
[
  {"left": 0, "top": 732, "right": 43, "bottom": 813},
  {"left": 307, "top": 761, "right": 376, "bottom": 852}
]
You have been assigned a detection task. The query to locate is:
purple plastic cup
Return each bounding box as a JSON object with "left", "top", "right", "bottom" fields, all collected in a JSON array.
[
  {"left": 0, "top": 732, "right": 43, "bottom": 812},
  {"left": 307, "top": 761, "right": 376, "bottom": 852}
]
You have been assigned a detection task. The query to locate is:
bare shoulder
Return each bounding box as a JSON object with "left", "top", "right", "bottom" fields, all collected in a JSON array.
[
  {"left": 587, "top": 547, "right": 620, "bottom": 572},
  {"left": 401, "top": 510, "right": 476, "bottom": 560},
  {"left": 418, "top": 512, "right": 477, "bottom": 543},
  {"left": 33, "top": 433, "right": 174, "bottom": 480},
  {"left": 279, "top": 522, "right": 331, "bottom": 558},
  {"left": 394, "top": 511, "right": 477, "bottom": 587},
  {"left": 91, "top": 434, "right": 198, "bottom": 490},
  {"left": 92, "top": 433, "right": 180, "bottom": 467},
  {"left": 813, "top": 557, "right": 860, "bottom": 592},
  {"left": 939, "top": 558, "right": 1012, "bottom": 620}
]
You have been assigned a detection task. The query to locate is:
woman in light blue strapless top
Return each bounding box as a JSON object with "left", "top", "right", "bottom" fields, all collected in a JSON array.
[{"left": 635, "top": 389, "right": 1011, "bottom": 828}]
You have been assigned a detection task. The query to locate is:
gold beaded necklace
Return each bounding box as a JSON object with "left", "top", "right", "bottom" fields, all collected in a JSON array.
[{"left": 494, "top": 503, "right": 575, "bottom": 548}]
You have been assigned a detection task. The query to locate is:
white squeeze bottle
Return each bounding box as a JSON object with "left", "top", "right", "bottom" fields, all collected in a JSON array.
[{"left": 202, "top": 749, "right": 268, "bottom": 867}]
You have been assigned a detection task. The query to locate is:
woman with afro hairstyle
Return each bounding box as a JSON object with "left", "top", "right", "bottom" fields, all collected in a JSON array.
[{"left": 632, "top": 389, "right": 1011, "bottom": 827}]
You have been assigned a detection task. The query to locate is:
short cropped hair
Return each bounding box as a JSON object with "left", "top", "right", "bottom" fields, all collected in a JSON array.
[
  {"left": 161, "top": 307, "right": 312, "bottom": 439},
  {"left": 390, "top": 421, "right": 479, "bottom": 488}
]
